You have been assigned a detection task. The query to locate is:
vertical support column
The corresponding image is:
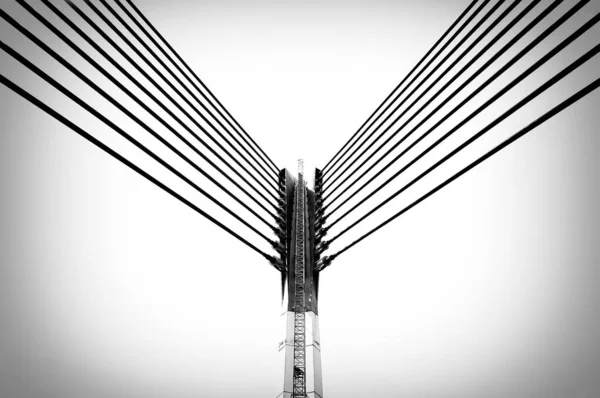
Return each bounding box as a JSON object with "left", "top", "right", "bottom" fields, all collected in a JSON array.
[{"left": 277, "top": 162, "right": 323, "bottom": 398}]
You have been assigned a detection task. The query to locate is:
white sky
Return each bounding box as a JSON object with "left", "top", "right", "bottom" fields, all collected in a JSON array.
[{"left": 1, "top": 1, "right": 600, "bottom": 397}]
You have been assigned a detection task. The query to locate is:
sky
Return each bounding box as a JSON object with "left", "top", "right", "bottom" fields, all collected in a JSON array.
[{"left": 1, "top": 0, "right": 600, "bottom": 397}]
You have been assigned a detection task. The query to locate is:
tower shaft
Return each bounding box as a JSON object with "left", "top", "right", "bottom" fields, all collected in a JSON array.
[{"left": 277, "top": 162, "right": 323, "bottom": 398}]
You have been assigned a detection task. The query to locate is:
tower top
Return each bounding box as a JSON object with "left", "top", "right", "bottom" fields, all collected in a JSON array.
[{"left": 298, "top": 159, "right": 304, "bottom": 175}]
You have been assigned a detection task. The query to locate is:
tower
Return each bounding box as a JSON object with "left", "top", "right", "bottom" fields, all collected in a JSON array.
[{"left": 276, "top": 161, "right": 323, "bottom": 398}]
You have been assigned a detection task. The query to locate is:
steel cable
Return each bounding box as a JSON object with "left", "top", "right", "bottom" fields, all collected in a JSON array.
[
  {"left": 0, "top": 11, "right": 277, "bottom": 231},
  {"left": 326, "top": 37, "right": 600, "bottom": 244},
  {"left": 327, "top": 76, "right": 600, "bottom": 262},
  {"left": 96, "top": 0, "right": 278, "bottom": 185},
  {"left": 322, "top": 0, "right": 494, "bottom": 186},
  {"left": 0, "top": 75, "right": 273, "bottom": 260},
  {"left": 324, "top": 0, "right": 539, "bottom": 203},
  {"left": 323, "top": 0, "right": 507, "bottom": 191},
  {"left": 324, "top": 1, "right": 593, "bottom": 229},
  {"left": 324, "top": 0, "right": 566, "bottom": 213},
  {"left": 123, "top": 0, "right": 280, "bottom": 173},
  {"left": 115, "top": 0, "right": 279, "bottom": 176},
  {"left": 22, "top": 0, "right": 277, "bottom": 208},
  {"left": 0, "top": 48, "right": 276, "bottom": 247},
  {"left": 320, "top": 0, "right": 479, "bottom": 175},
  {"left": 63, "top": 0, "right": 278, "bottom": 197}
]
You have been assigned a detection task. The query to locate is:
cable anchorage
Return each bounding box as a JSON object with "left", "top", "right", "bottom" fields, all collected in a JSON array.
[{"left": 269, "top": 170, "right": 290, "bottom": 272}]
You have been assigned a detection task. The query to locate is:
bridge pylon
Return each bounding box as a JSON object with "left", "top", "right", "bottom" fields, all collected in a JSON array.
[{"left": 276, "top": 161, "right": 323, "bottom": 398}]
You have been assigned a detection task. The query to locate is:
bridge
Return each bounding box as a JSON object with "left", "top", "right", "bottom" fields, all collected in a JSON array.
[{"left": 1, "top": 1, "right": 600, "bottom": 397}]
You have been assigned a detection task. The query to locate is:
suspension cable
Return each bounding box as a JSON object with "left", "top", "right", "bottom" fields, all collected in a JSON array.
[
  {"left": 123, "top": 0, "right": 280, "bottom": 173},
  {"left": 24, "top": 0, "right": 277, "bottom": 207},
  {"left": 325, "top": 0, "right": 534, "bottom": 202},
  {"left": 323, "top": 0, "right": 489, "bottom": 182},
  {"left": 0, "top": 10, "right": 277, "bottom": 230},
  {"left": 323, "top": 0, "right": 504, "bottom": 192},
  {"left": 63, "top": 0, "right": 278, "bottom": 197},
  {"left": 323, "top": 0, "right": 493, "bottom": 187},
  {"left": 325, "top": 0, "right": 562, "bottom": 211},
  {"left": 324, "top": 0, "right": 589, "bottom": 223},
  {"left": 320, "top": 0, "right": 479, "bottom": 175},
  {"left": 115, "top": 0, "right": 279, "bottom": 176},
  {"left": 1, "top": 42, "right": 277, "bottom": 245},
  {"left": 326, "top": 40, "right": 600, "bottom": 244},
  {"left": 96, "top": 0, "right": 277, "bottom": 185},
  {"left": 328, "top": 76, "right": 600, "bottom": 261},
  {"left": 72, "top": 0, "right": 277, "bottom": 192},
  {"left": 0, "top": 75, "right": 274, "bottom": 260}
]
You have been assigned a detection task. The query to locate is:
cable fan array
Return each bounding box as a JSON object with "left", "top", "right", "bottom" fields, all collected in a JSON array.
[
  {"left": 1, "top": 0, "right": 285, "bottom": 266},
  {"left": 1, "top": 0, "right": 599, "bottom": 273},
  {"left": 314, "top": 0, "right": 600, "bottom": 270}
]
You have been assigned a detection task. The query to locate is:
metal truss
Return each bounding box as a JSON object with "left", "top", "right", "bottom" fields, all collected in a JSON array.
[{"left": 293, "top": 162, "right": 307, "bottom": 397}]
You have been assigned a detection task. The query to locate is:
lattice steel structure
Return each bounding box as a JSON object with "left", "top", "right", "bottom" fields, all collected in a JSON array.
[
  {"left": 293, "top": 163, "right": 307, "bottom": 396},
  {"left": 276, "top": 161, "right": 323, "bottom": 398}
]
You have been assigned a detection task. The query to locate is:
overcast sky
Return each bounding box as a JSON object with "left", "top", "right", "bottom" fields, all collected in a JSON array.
[{"left": 1, "top": 1, "right": 600, "bottom": 397}]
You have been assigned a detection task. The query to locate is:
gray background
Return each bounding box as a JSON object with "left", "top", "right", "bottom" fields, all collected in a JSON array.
[{"left": 1, "top": 0, "right": 600, "bottom": 397}]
